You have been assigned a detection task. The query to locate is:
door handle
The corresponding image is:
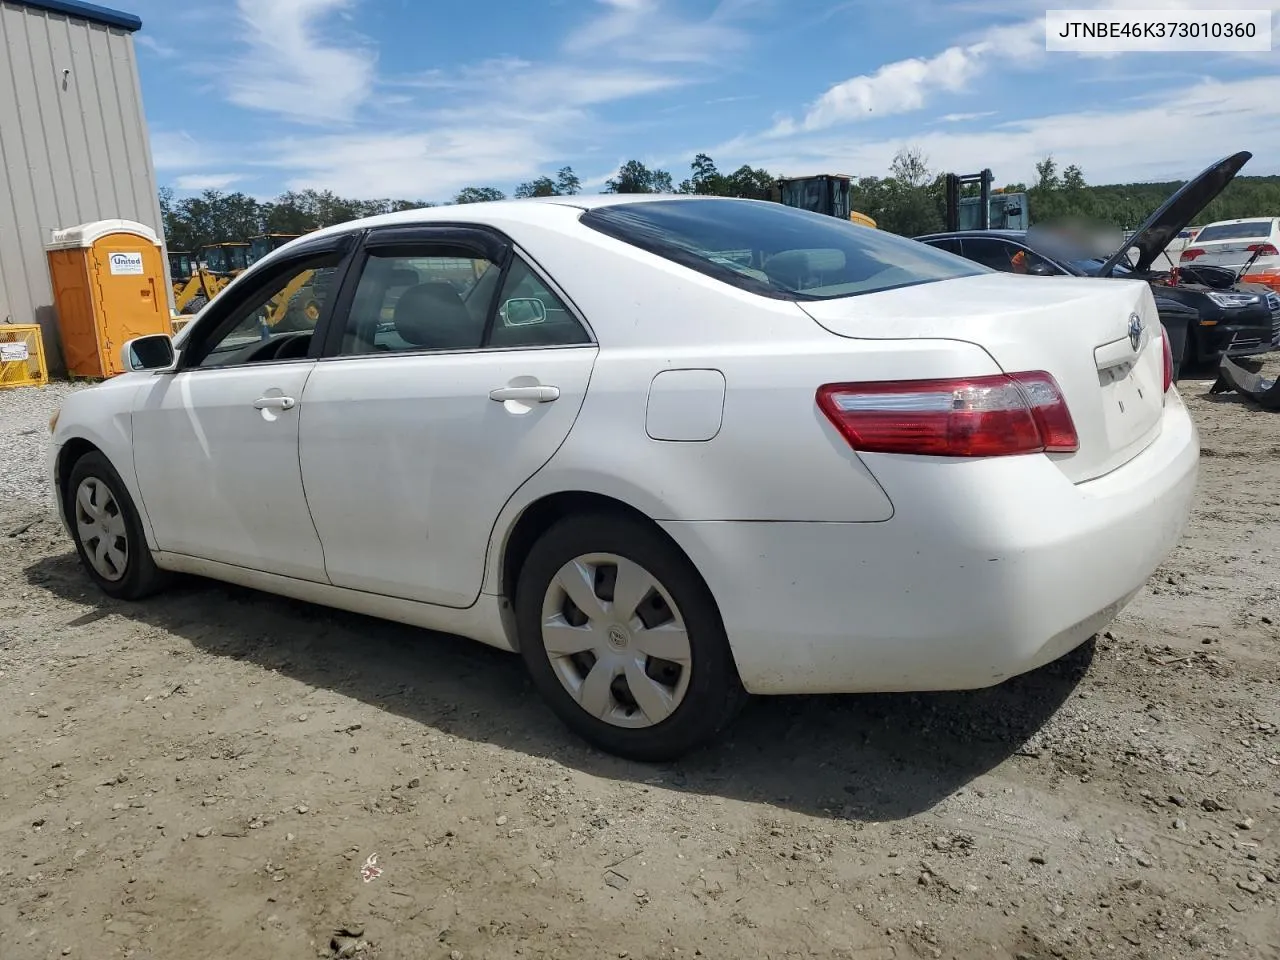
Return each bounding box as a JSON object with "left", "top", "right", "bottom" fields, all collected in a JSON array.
[
  {"left": 489, "top": 385, "right": 560, "bottom": 403},
  {"left": 253, "top": 396, "right": 297, "bottom": 410}
]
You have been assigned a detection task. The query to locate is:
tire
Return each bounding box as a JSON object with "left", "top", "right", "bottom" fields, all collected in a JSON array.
[
  {"left": 181, "top": 295, "right": 208, "bottom": 315},
  {"left": 65, "top": 451, "right": 170, "bottom": 601},
  {"left": 515, "top": 513, "right": 747, "bottom": 762}
]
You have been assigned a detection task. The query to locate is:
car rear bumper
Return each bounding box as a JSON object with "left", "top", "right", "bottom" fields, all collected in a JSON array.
[{"left": 661, "top": 391, "right": 1199, "bottom": 696}]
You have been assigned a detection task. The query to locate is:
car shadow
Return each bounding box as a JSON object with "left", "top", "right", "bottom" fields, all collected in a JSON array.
[{"left": 25, "top": 550, "right": 1090, "bottom": 823}]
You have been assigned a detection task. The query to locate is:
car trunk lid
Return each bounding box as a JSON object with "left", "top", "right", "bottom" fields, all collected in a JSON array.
[
  {"left": 798, "top": 273, "right": 1167, "bottom": 484},
  {"left": 1183, "top": 235, "right": 1275, "bottom": 269}
]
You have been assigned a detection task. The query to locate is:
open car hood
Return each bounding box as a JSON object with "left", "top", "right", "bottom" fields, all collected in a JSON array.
[{"left": 1096, "top": 151, "right": 1251, "bottom": 278}]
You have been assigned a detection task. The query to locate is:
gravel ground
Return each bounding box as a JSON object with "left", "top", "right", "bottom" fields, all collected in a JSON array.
[
  {"left": 1, "top": 367, "right": 1278, "bottom": 960},
  {"left": 0, "top": 381, "right": 82, "bottom": 507}
]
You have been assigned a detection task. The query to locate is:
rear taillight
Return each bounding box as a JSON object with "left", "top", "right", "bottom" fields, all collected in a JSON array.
[
  {"left": 1180, "top": 247, "right": 1205, "bottom": 261},
  {"left": 816, "top": 372, "right": 1079, "bottom": 458},
  {"left": 1161, "top": 332, "right": 1173, "bottom": 394},
  {"left": 1246, "top": 243, "right": 1279, "bottom": 256}
]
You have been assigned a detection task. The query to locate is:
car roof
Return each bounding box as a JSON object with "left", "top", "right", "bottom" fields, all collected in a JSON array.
[
  {"left": 1198, "top": 216, "right": 1278, "bottom": 226},
  {"left": 269, "top": 194, "right": 758, "bottom": 255},
  {"left": 916, "top": 230, "right": 1030, "bottom": 241}
]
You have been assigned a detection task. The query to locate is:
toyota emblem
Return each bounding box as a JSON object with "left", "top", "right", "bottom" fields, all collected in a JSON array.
[{"left": 1127, "top": 313, "right": 1143, "bottom": 352}]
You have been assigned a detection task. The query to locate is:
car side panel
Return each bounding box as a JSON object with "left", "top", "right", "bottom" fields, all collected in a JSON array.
[{"left": 479, "top": 335, "right": 1004, "bottom": 596}]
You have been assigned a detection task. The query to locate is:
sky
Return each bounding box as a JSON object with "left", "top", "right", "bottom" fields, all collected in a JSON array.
[{"left": 125, "top": 0, "right": 1280, "bottom": 203}]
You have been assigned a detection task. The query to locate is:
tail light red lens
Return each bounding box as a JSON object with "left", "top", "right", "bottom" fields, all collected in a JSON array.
[
  {"left": 1246, "top": 243, "right": 1279, "bottom": 256},
  {"left": 1161, "top": 332, "right": 1173, "bottom": 394},
  {"left": 816, "top": 372, "right": 1079, "bottom": 458},
  {"left": 1180, "top": 248, "right": 1205, "bottom": 261}
]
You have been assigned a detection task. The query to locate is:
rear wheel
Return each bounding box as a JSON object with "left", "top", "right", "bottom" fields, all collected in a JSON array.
[
  {"left": 66, "top": 451, "right": 170, "bottom": 600},
  {"left": 515, "top": 514, "right": 746, "bottom": 762}
]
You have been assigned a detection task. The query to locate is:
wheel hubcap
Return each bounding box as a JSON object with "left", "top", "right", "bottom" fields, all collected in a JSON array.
[
  {"left": 73, "top": 477, "right": 128, "bottom": 582},
  {"left": 541, "top": 552, "right": 692, "bottom": 729}
]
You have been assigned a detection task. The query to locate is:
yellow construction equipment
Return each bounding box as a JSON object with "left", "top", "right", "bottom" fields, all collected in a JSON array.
[
  {"left": 174, "top": 241, "right": 250, "bottom": 315},
  {"left": 773, "top": 175, "right": 877, "bottom": 227},
  {"left": 247, "top": 233, "right": 301, "bottom": 266}
]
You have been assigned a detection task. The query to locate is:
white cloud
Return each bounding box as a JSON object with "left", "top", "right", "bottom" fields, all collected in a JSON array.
[
  {"left": 262, "top": 113, "right": 588, "bottom": 199},
  {"left": 771, "top": 18, "right": 1041, "bottom": 135},
  {"left": 242, "top": 0, "right": 741, "bottom": 200},
  {"left": 228, "top": 0, "right": 375, "bottom": 124},
  {"left": 134, "top": 34, "right": 177, "bottom": 59},
  {"left": 150, "top": 131, "right": 214, "bottom": 170},
  {"left": 174, "top": 173, "right": 245, "bottom": 190},
  {"left": 564, "top": 0, "right": 753, "bottom": 63},
  {"left": 399, "top": 59, "right": 685, "bottom": 110},
  {"left": 724, "top": 74, "right": 1280, "bottom": 186},
  {"left": 935, "top": 111, "right": 997, "bottom": 123}
]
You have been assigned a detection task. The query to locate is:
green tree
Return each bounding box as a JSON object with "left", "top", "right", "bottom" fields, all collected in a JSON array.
[
  {"left": 606, "top": 160, "right": 674, "bottom": 194},
  {"left": 514, "top": 166, "right": 582, "bottom": 199},
  {"left": 555, "top": 166, "right": 581, "bottom": 195},
  {"left": 1034, "top": 156, "right": 1060, "bottom": 192},
  {"left": 453, "top": 186, "right": 506, "bottom": 204},
  {"left": 514, "top": 176, "right": 558, "bottom": 198},
  {"left": 722, "top": 164, "right": 775, "bottom": 199},
  {"left": 889, "top": 146, "right": 931, "bottom": 189}
]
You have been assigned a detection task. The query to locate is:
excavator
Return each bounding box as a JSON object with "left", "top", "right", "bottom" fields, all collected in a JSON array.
[{"left": 772, "top": 174, "right": 878, "bottom": 227}]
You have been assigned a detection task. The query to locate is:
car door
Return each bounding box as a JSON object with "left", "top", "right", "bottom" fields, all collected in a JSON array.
[
  {"left": 298, "top": 226, "right": 599, "bottom": 608},
  {"left": 131, "top": 235, "right": 356, "bottom": 581}
]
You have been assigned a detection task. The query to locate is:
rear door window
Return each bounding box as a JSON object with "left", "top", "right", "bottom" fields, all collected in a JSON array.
[
  {"left": 581, "top": 199, "right": 982, "bottom": 301},
  {"left": 959, "top": 237, "right": 1023, "bottom": 272},
  {"left": 919, "top": 236, "right": 963, "bottom": 256}
]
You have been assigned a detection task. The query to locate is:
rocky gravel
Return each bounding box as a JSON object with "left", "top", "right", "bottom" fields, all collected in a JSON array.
[{"left": 1, "top": 366, "right": 1278, "bottom": 960}]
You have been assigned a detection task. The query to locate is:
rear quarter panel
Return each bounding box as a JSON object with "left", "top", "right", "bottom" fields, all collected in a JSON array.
[{"left": 479, "top": 220, "right": 1006, "bottom": 593}]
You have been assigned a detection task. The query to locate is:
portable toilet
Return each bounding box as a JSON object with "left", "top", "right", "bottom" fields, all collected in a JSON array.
[{"left": 46, "top": 219, "right": 170, "bottom": 378}]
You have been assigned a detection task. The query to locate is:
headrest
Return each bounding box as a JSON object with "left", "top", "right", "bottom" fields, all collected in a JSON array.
[
  {"left": 387, "top": 268, "right": 420, "bottom": 287},
  {"left": 393, "top": 282, "right": 479, "bottom": 349},
  {"left": 765, "top": 248, "right": 846, "bottom": 283}
]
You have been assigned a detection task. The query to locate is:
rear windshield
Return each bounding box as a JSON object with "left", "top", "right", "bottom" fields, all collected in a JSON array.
[
  {"left": 1195, "top": 220, "right": 1274, "bottom": 242},
  {"left": 580, "top": 199, "right": 983, "bottom": 301}
]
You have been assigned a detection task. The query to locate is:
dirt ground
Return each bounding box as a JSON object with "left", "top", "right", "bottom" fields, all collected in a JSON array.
[{"left": 2, "top": 366, "right": 1278, "bottom": 960}]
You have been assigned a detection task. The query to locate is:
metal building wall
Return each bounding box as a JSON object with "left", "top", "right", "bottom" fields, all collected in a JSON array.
[{"left": 0, "top": 0, "right": 163, "bottom": 371}]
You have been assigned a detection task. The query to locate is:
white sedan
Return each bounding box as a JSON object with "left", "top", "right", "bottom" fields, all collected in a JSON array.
[{"left": 48, "top": 196, "right": 1199, "bottom": 761}]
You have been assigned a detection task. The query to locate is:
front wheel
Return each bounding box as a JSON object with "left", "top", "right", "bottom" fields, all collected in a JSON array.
[
  {"left": 66, "top": 451, "right": 170, "bottom": 600},
  {"left": 515, "top": 514, "right": 746, "bottom": 762}
]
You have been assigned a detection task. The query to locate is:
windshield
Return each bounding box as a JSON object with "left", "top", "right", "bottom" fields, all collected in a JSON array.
[
  {"left": 581, "top": 199, "right": 983, "bottom": 301},
  {"left": 1195, "top": 220, "right": 1273, "bottom": 242}
]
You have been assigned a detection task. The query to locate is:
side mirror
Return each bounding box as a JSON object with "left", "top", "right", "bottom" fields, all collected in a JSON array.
[
  {"left": 122, "top": 334, "right": 177, "bottom": 372},
  {"left": 500, "top": 297, "right": 547, "bottom": 327},
  {"left": 1026, "top": 261, "right": 1055, "bottom": 276}
]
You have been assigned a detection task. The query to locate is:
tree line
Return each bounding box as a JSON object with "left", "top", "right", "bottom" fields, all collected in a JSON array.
[{"left": 159, "top": 150, "right": 1280, "bottom": 253}]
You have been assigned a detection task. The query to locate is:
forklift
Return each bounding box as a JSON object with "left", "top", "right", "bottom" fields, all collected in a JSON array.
[{"left": 944, "top": 170, "right": 1029, "bottom": 231}]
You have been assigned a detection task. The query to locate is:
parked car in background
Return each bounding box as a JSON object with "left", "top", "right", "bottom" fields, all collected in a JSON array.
[
  {"left": 48, "top": 195, "right": 1197, "bottom": 761},
  {"left": 916, "top": 152, "right": 1279, "bottom": 373},
  {"left": 1181, "top": 216, "right": 1280, "bottom": 294}
]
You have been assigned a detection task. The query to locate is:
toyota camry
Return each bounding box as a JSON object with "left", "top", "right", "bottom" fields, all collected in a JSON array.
[{"left": 48, "top": 195, "right": 1199, "bottom": 760}]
